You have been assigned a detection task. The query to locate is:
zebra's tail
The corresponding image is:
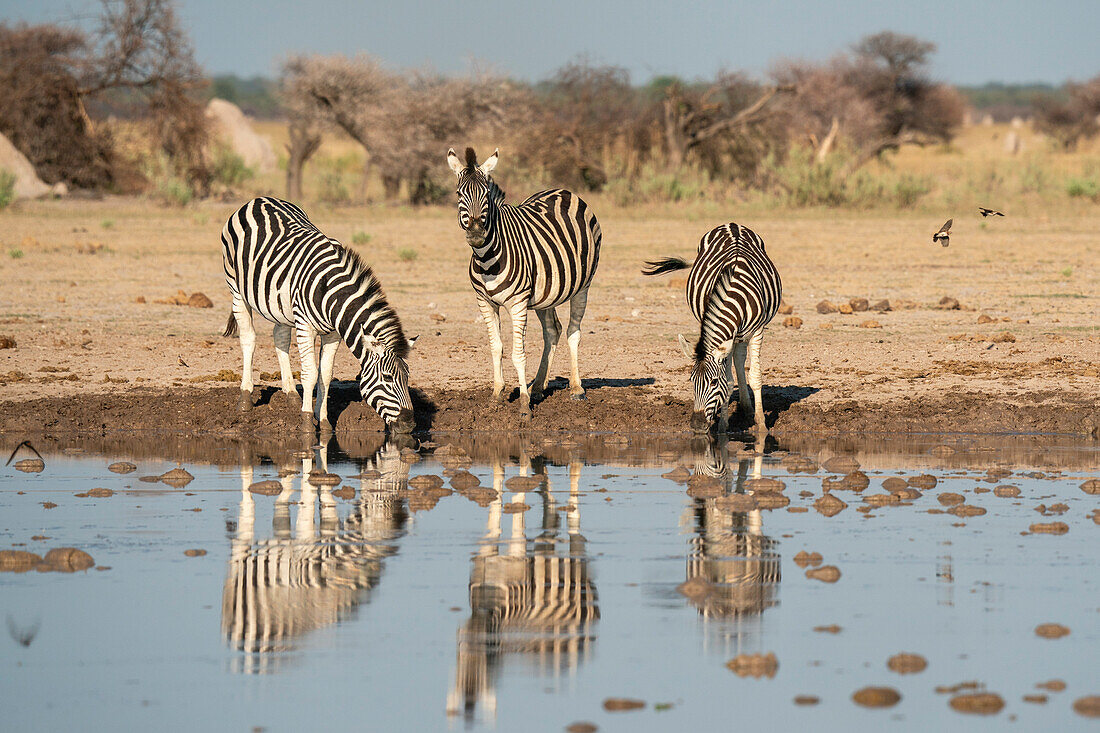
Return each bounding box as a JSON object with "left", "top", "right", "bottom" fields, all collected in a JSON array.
[
  {"left": 641, "top": 257, "right": 690, "bottom": 276},
  {"left": 223, "top": 310, "right": 238, "bottom": 338}
]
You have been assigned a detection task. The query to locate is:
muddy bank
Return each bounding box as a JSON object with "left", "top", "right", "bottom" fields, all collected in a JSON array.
[{"left": 1, "top": 381, "right": 1097, "bottom": 438}]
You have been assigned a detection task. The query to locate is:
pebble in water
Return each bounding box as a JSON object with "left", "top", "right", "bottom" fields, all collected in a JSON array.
[
  {"left": 602, "top": 698, "right": 645, "bottom": 712},
  {"left": 887, "top": 653, "right": 928, "bottom": 674},
  {"left": 949, "top": 692, "right": 1005, "bottom": 715},
  {"left": 814, "top": 494, "right": 847, "bottom": 517},
  {"left": 1029, "top": 522, "right": 1069, "bottom": 535},
  {"left": 183, "top": 549, "right": 206, "bottom": 557},
  {"left": 806, "top": 566, "right": 841, "bottom": 583},
  {"left": 107, "top": 461, "right": 137, "bottom": 474},
  {"left": 793, "top": 551, "right": 823, "bottom": 568},
  {"left": 726, "top": 652, "right": 778, "bottom": 678},
  {"left": 1034, "top": 623, "right": 1070, "bottom": 639},
  {"left": 908, "top": 474, "right": 938, "bottom": 489},
  {"left": 793, "top": 695, "right": 820, "bottom": 706},
  {"left": 160, "top": 468, "right": 194, "bottom": 488},
  {"left": 852, "top": 687, "right": 901, "bottom": 708},
  {"left": 248, "top": 480, "right": 282, "bottom": 496},
  {"left": 1073, "top": 696, "right": 1100, "bottom": 718}
]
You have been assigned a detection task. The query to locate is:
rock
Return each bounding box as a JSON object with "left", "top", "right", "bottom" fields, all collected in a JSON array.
[
  {"left": 187, "top": 292, "right": 213, "bottom": 308},
  {"left": 332, "top": 487, "right": 355, "bottom": 500},
  {"left": 1029, "top": 522, "right": 1069, "bottom": 535},
  {"left": 661, "top": 465, "right": 691, "bottom": 482},
  {"left": 726, "top": 652, "right": 778, "bottom": 678},
  {"left": 908, "top": 474, "right": 937, "bottom": 490},
  {"left": 806, "top": 565, "right": 841, "bottom": 583},
  {"left": 859, "top": 320, "right": 882, "bottom": 328},
  {"left": 1037, "top": 680, "right": 1066, "bottom": 692},
  {"left": 977, "top": 314, "right": 995, "bottom": 324},
  {"left": 108, "top": 461, "right": 137, "bottom": 474},
  {"left": 991, "top": 331, "right": 1016, "bottom": 343},
  {"left": 871, "top": 299, "right": 892, "bottom": 312},
  {"left": 756, "top": 493, "right": 790, "bottom": 510},
  {"left": 948, "top": 504, "right": 986, "bottom": 517},
  {"left": 837, "top": 303, "right": 854, "bottom": 314},
  {"left": 602, "top": 698, "right": 645, "bottom": 712},
  {"left": 949, "top": 692, "right": 1004, "bottom": 715},
  {"left": 1023, "top": 694, "right": 1048, "bottom": 704},
  {"left": 1080, "top": 478, "right": 1100, "bottom": 495},
  {"left": 1074, "top": 696, "right": 1100, "bottom": 718},
  {"left": 183, "top": 549, "right": 207, "bottom": 557},
  {"left": 783, "top": 316, "right": 803, "bottom": 329},
  {"left": 882, "top": 477, "right": 908, "bottom": 492},
  {"left": 823, "top": 471, "right": 869, "bottom": 492},
  {"left": 937, "top": 492, "right": 965, "bottom": 506},
  {"left": 715, "top": 494, "right": 757, "bottom": 512},
  {"left": 816, "top": 300, "right": 837, "bottom": 314},
  {"left": 205, "top": 98, "right": 277, "bottom": 173},
  {"left": 745, "top": 478, "right": 785, "bottom": 493},
  {"left": 41, "top": 547, "right": 94, "bottom": 572},
  {"left": 565, "top": 723, "right": 598, "bottom": 733},
  {"left": 887, "top": 653, "right": 928, "bottom": 674},
  {"left": 822, "top": 456, "right": 859, "bottom": 473},
  {"left": 793, "top": 551, "right": 823, "bottom": 568},
  {"left": 399, "top": 448, "right": 420, "bottom": 463},
  {"left": 0, "top": 336, "right": 15, "bottom": 349},
  {"left": 865, "top": 493, "right": 901, "bottom": 506},
  {"left": 505, "top": 475, "right": 541, "bottom": 491},
  {"left": 0, "top": 131, "right": 51, "bottom": 200},
  {"left": 430, "top": 313, "right": 446, "bottom": 322},
  {"left": 14, "top": 458, "right": 44, "bottom": 473},
  {"left": 450, "top": 471, "right": 481, "bottom": 490},
  {"left": 409, "top": 474, "right": 444, "bottom": 490},
  {"left": 852, "top": 687, "right": 901, "bottom": 708},
  {"left": 814, "top": 624, "right": 842, "bottom": 633},
  {"left": 994, "top": 484, "right": 1020, "bottom": 498},
  {"left": 778, "top": 301, "right": 794, "bottom": 315},
  {"left": 307, "top": 470, "right": 341, "bottom": 486},
  {"left": 75, "top": 488, "right": 113, "bottom": 498},
  {"left": 502, "top": 502, "right": 530, "bottom": 514},
  {"left": 814, "top": 493, "right": 847, "bottom": 517},
  {"left": 793, "top": 695, "right": 820, "bottom": 706},
  {"left": 0, "top": 550, "right": 42, "bottom": 572},
  {"left": 248, "top": 480, "right": 282, "bottom": 495},
  {"left": 160, "top": 468, "right": 194, "bottom": 488},
  {"left": 849, "top": 298, "right": 869, "bottom": 312},
  {"left": 938, "top": 297, "right": 961, "bottom": 310},
  {"left": 1035, "top": 623, "right": 1070, "bottom": 639}
]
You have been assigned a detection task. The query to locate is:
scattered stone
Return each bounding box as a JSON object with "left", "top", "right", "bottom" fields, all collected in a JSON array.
[
  {"left": 332, "top": 487, "right": 355, "bottom": 500},
  {"left": 745, "top": 478, "right": 785, "bottom": 493},
  {"left": 793, "top": 551, "right": 823, "bottom": 568},
  {"left": 871, "top": 299, "right": 892, "bottom": 312},
  {"left": 991, "top": 331, "right": 1016, "bottom": 343},
  {"left": 409, "top": 474, "right": 444, "bottom": 490},
  {"left": 307, "top": 470, "right": 341, "bottom": 487},
  {"left": 40, "top": 547, "right": 94, "bottom": 572},
  {"left": 1037, "top": 680, "right": 1066, "bottom": 692},
  {"left": 14, "top": 458, "right": 45, "bottom": 473},
  {"left": 777, "top": 301, "right": 793, "bottom": 314},
  {"left": 1029, "top": 522, "right": 1069, "bottom": 535},
  {"left": 662, "top": 465, "right": 691, "bottom": 482},
  {"left": 783, "top": 316, "right": 803, "bottom": 329},
  {"left": 502, "top": 502, "right": 530, "bottom": 514},
  {"left": 41, "top": 502, "right": 57, "bottom": 509},
  {"left": 859, "top": 320, "right": 882, "bottom": 329},
  {"left": 823, "top": 471, "right": 869, "bottom": 492},
  {"left": 1073, "top": 696, "right": 1100, "bottom": 718},
  {"left": 864, "top": 493, "right": 901, "bottom": 506},
  {"left": 108, "top": 461, "right": 137, "bottom": 474},
  {"left": 187, "top": 292, "right": 213, "bottom": 308},
  {"left": 1080, "top": 479, "right": 1100, "bottom": 495},
  {"left": 936, "top": 681, "right": 982, "bottom": 695},
  {"left": 449, "top": 471, "right": 481, "bottom": 490},
  {"left": 782, "top": 456, "right": 818, "bottom": 474},
  {"left": 822, "top": 456, "right": 859, "bottom": 473},
  {"left": 850, "top": 297, "right": 869, "bottom": 312},
  {"left": 565, "top": 723, "right": 598, "bottom": 733},
  {"left": 977, "top": 314, "right": 995, "bottom": 324},
  {"left": 1023, "top": 694, "right": 1048, "bottom": 704},
  {"left": 938, "top": 492, "right": 965, "bottom": 506},
  {"left": 882, "top": 477, "right": 908, "bottom": 492},
  {"left": 715, "top": 494, "right": 757, "bottom": 512},
  {"left": 852, "top": 687, "right": 901, "bottom": 708},
  {"left": 908, "top": 474, "right": 937, "bottom": 490},
  {"left": 814, "top": 624, "right": 842, "bottom": 634},
  {"left": 994, "top": 485, "right": 1020, "bottom": 498},
  {"left": 1035, "top": 623, "right": 1070, "bottom": 639},
  {"left": 0, "top": 336, "right": 16, "bottom": 349},
  {"left": 506, "top": 475, "right": 541, "bottom": 491},
  {"left": 806, "top": 566, "right": 841, "bottom": 583},
  {"left": 793, "top": 695, "right": 820, "bottom": 706},
  {"left": 814, "top": 494, "right": 847, "bottom": 517},
  {"left": 602, "top": 698, "right": 645, "bottom": 712},
  {"left": 887, "top": 653, "right": 928, "bottom": 674},
  {"left": 687, "top": 474, "right": 723, "bottom": 499},
  {"left": 75, "top": 488, "right": 114, "bottom": 498},
  {"left": 183, "top": 549, "right": 207, "bottom": 557},
  {"left": 937, "top": 297, "right": 961, "bottom": 310},
  {"left": 726, "top": 652, "right": 778, "bottom": 678},
  {"left": 816, "top": 300, "right": 837, "bottom": 314},
  {"left": 949, "top": 692, "right": 1005, "bottom": 715},
  {"left": 0, "top": 550, "right": 42, "bottom": 572},
  {"left": 948, "top": 504, "right": 986, "bottom": 517},
  {"left": 160, "top": 468, "right": 194, "bottom": 488},
  {"left": 248, "top": 480, "right": 282, "bottom": 496},
  {"left": 837, "top": 302, "right": 854, "bottom": 314},
  {"left": 756, "top": 493, "right": 790, "bottom": 510}
]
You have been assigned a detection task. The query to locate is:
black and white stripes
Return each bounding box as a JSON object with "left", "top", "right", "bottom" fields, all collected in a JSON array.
[
  {"left": 643, "top": 222, "right": 782, "bottom": 433},
  {"left": 221, "top": 197, "right": 415, "bottom": 432},
  {"left": 447, "top": 147, "right": 601, "bottom": 414}
]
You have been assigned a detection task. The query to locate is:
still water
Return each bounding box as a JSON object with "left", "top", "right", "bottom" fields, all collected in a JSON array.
[{"left": 2, "top": 432, "right": 1098, "bottom": 731}]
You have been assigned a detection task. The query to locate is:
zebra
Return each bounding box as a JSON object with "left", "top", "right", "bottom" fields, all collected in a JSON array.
[
  {"left": 221, "top": 197, "right": 416, "bottom": 433},
  {"left": 446, "top": 147, "right": 601, "bottom": 415},
  {"left": 643, "top": 223, "right": 782, "bottom": 434}
]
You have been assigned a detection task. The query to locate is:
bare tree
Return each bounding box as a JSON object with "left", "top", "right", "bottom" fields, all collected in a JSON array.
[{"left": 1034, "top": 76, "right": 1100, "bottom": 150}]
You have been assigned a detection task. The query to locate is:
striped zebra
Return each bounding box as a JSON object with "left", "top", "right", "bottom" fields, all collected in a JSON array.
[
  {"left": 643, "top": 223, "right": 782, "bottom": 434},
  {"left": 446, "top": 148, "right": 601, "bottom": 415},
  {"left": 221, "top": 197, "right": 416, "bottom": 433},
  {"left": 223, "top": 443, "right": 409, "bottom": 673}
]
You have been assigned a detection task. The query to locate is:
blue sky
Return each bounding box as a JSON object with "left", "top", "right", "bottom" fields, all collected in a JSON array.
[{"left": 2, "top": 0, "right": 1097, "bottom": 84}]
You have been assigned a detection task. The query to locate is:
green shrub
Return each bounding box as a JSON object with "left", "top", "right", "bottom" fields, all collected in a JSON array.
[
  {"left": 891, "top": 174, "right": 932, "bottom": 208},
  {"left": 100, "top": 218, "right": 115, "bottom": 229},
  {"left": 211, "top": 146, "right": 254, "bottom": 188},
  {"left": 1066, "top": 177, "right": 1099, "bottom": 199},
  {"left": 0, "top": 169, "right": 16, "bottom": 210},
  {"left": 317, "top": 168, "right": 349, "bottom": 205},
  {"left": 352, "top": 231, "right": 372, "bottom": 246},
  {"left": 154, "top": 176, "right": 193, "bottom": 206},
  {"left": 9, "top": 248, "right": 24, "bottom": 259},
  {"left": 397, "top": 247, "right": 418, "bottom": 262}
]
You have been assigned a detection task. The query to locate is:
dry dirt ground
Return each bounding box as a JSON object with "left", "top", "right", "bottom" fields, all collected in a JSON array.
[{"left": 0, "top": 197, "right": 1097, "bottom": 437}]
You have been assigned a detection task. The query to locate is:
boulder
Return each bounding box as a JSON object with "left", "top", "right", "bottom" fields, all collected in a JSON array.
[
  {"left": 0, "top": 131, "right": 52, "bottom": 200},
  {"left": 205, "top": 99, "right": 276, "bottom": 173}
]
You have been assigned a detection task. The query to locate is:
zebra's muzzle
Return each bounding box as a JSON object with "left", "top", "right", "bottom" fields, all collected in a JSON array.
[
  {"left": 690, "top": 411, "right": 711, "bottom": 434},
  {"left": 392, "top": 408, "right": 415, "bottom": 434}
]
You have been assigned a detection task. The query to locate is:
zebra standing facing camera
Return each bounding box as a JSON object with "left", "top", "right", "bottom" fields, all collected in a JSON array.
[
  {"left": 221, "top": 197, "right": 417, "bottom": 433},
  {"left": 643, "top": 223, "right": 782, "bottom": 434},
  {"left": 447, "top": 147, "right": 601, "bottom": 416}
]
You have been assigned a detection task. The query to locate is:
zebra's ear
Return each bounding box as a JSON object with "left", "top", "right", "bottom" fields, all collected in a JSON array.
[
  {"left": 406, "top": 335, "right": 418, "bottom": 351},
  {"left": 447, "top": 148, "right": 463, "bottom": 176},
  {"left": 714, "top": 339, "right": 735, "bottom": 360},
  {"left": 479, "top": 148, "right": 499, "bottom": 176},
  {"left": 677, "top": 334, "right": 693, "bottom": 360}
]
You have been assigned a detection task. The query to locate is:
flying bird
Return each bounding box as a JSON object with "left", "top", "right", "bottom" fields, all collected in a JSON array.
[
  {"left": 933, "top": 219, "right": 952, "bottom": 247},
  {"left": 5, "top": 440, "right": 42, "bottom": 467},
  {"left": 978, "top": 207, "right": 1004, "bottom": 217},
  {"left": 7, "top": 615, "right": 40, "bottom": 647}
]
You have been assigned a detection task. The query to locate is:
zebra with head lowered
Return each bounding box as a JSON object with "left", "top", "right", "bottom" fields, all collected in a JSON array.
[
  {"left": 222, "top": 197, "right": 416, "bottom": 433},
  {"left": 643, "top": 223, "right": 782, "bottom": 434},
  {"left": 446, "top": 147, "right": 601, "bottom": 415}
]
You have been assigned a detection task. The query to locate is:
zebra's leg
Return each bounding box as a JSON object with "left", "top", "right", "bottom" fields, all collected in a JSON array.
[
  {"left": 565, "top": 288, "right": 589, "bottom": 400},
  {"left": 748, "top": 329, "right": 767, "bottom": 432},
  {"left": 295, "top": 324, "right": 319, "bottom": 433},
  {"left": 475, "top": 293, "right": 506, "bottom": 402},
  {"left": 530, "top": 308, "right": 561, "bottom": 401},
  {"left": 732, "top": 342, "right": 751, "bottom": 427},
  {"left": 272, "top": 324, "right": 300, "bottom": 407},
  {"left": 507, "top": 300, "right": 532, "bottom": 415},
  {"left": 233, "top": 294, "right": 257, "bottom": 411},
  {"left": 316, "top": 332, "right": 341, "bottom": 431}
]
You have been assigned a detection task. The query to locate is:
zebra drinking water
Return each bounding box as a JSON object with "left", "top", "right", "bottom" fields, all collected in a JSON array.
[
  {"left": 643, "top": 223, "right": 782, "bottom": 434},
  {"left": 446, "top": 148, "right": 601, "bottom": 415},
  {"left": 221, "top": 197, "right": 416, "bottom": 433}
]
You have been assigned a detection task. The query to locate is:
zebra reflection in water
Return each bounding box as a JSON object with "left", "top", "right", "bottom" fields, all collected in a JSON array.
[
  {"left": 683, "top": 437, "right": 780, "bottom": 653},
  {"left": 447, "top": 452, "right": 598, "bottom": 722},
  {"left": 222, "top": 441, "right": 409, "bottom": 674}
]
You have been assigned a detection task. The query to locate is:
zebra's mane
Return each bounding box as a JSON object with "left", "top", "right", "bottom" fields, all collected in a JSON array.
[
  {"left": 460, "top": 147, "right": 506, "bottom": 203},
  {"left": 339, "top": 247, "right": 410, "bottom": 359}
]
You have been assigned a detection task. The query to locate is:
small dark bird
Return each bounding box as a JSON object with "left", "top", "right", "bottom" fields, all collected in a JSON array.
[
  {"left": 177, "top": 355, "right": 189, "bottom": 367},
  {"left": 6, "top": 614, "right": 40, "bottom": 647},
  {"left": 5, "top": 440, "right": 43, "bottom": 466},
  {"left": 978, "top": 207, "right": 1004, "bottom": 217},
  {"left": 933, "top": 219, "right": 952, "bottom": 247}
]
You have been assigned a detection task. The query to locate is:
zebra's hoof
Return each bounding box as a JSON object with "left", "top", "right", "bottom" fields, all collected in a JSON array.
[
  {"left": 238, "top": 391, "right": 253, "bottom": 412},
  {"left": 286, "top": 390, "right": 302, "bottom": 409},
  {"left": 492, "top": 390, "right": 505, "bottom": 404},
  {"left": 530, "top": 388, "right": 545, "bottom": 401},
  {"left": 571, "top": 391, "right": 587, "bottom": 401},
  {"left": 299, "top": 412, "right": 316, "bottom": 433}
]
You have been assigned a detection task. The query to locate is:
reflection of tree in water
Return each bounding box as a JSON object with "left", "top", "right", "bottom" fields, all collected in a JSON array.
[
  {"left": 682, "top": 438, "right": 781, "bottom": 651},
  {"left": 447, "top": 453, "right": 598, "bottom": 723},
  {"left": 221, "top": 441, "right": 409, "bottom": 674}
]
